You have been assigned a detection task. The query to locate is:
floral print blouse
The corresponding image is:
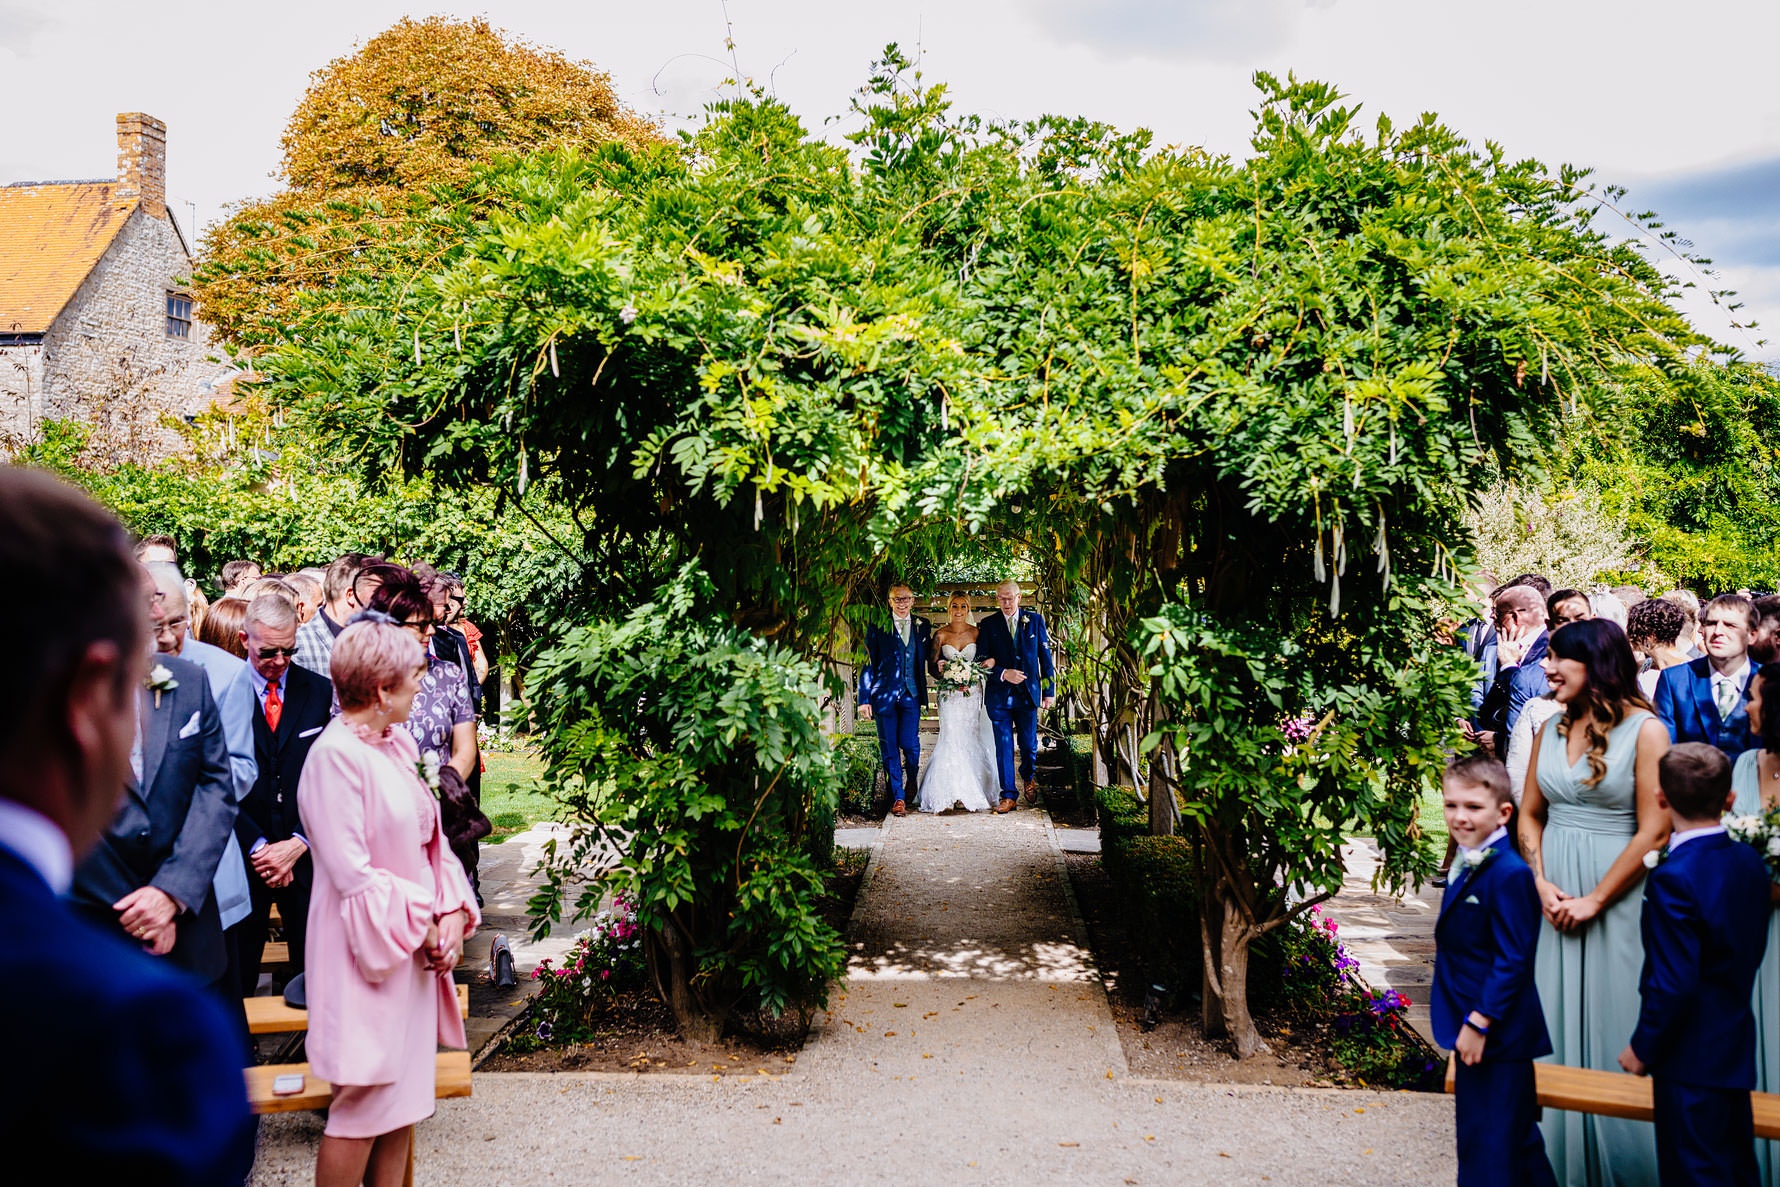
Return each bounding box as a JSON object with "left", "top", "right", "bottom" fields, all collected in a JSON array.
[{"left": 399, "top": 653, "right": 474, "bottom": 765}]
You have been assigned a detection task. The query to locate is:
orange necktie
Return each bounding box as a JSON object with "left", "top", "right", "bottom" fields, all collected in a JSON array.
[{"left": 264, "top": 682, "right": 283, "bottom": 732}]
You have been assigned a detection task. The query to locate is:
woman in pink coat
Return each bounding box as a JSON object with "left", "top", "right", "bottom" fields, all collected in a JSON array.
[{"left": 298, "top": 618, "right": 480, "bottom": 1186}]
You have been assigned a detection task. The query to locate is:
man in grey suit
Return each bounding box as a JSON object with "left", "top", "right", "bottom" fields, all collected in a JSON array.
[{"left": 71, "top": 567, "right": 237, "bottom": 989}]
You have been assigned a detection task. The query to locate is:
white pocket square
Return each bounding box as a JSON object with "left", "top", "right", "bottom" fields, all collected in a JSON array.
[
  {"left": 298, "top": 726, "right": 323, "bottom": 739},
  {"left": 178, "top": 711, "right": 202, "bottom": 739},
  {"left": 1464, "top": 894, "right": 1481, "bottom": 905}
]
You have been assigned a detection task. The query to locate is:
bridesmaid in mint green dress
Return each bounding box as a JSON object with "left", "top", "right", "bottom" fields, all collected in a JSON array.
[
  {"left": 1520, "top": 619, "right": 1671, "bottom": 1187},
  {"left": 1732, "top": 663, "right": 1780, "bottom": 1187}
]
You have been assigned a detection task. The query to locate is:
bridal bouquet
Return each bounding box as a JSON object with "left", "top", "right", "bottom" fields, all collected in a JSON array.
[
  {"left": 1725, "top": 801, "right": 1780, "bottom": 882},
  {"left": 937, "top": 655, "right": 993, "bottom": 696}
]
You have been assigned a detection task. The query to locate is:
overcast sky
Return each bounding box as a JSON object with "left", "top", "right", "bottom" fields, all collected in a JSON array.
[{"left": 4, "top": 0, "right": 1775, "bottom": 358}]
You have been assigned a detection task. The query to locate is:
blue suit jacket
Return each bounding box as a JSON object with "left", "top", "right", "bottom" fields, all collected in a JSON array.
[
  {"left": 858, "top": 617, "right": 932, "bottom": 713},
  {"left": 1653, "top": 657, "right": 1756, "bottom": 758},
  {"left": 0, "top": 846, "right": 252, "bottom": 1182},
  {"left": 71, "top": 654, "right": 236, "bottom": 982},
  {"left": 977, "top": 608, "right": 1056, "bottom": 710},
  {"left": 1475, "top": 631, "right": 1550, "bottom": 753},
  {"left": 1630, "top": 831, "right": 1771, "bottom": 1089},
  {"left": 1431, "top": 845, "right": 1553, "bottom": 1060}
]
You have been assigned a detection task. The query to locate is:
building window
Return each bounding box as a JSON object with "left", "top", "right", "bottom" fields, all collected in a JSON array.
[{"left": 166, "top": 292, "right": 192, "bottom": 339}]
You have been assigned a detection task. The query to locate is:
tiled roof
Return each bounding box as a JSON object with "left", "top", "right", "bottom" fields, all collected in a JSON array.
[{"left": 0, "top": 181, "right": 138, "bottom": 335}]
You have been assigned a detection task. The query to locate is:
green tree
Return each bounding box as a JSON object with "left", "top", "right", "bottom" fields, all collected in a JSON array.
[{"left": 257, "top": 56, "right": 1714, "bottom": 1056}]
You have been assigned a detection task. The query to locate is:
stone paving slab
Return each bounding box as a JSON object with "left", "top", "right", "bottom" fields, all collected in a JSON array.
[{"left": 1322, "top": 839, "right": 1442, "bottom": 1049}]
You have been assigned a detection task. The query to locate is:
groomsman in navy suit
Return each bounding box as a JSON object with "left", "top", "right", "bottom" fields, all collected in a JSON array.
[
  {"left": 1431, "top": 753, "right": 1558, "bottom": 1187},
  {"left": 977, "top": 580, "right": 1055, "bottom": 813},
  {"left": 858, "top": 584, "right": 932, "bottom": 817},
  {"left": 1620, "top": 742, "right": 1770, "bottom": 1187},
  {"left": 0, "top": 469, "right": 251, "bottom": 1182},
  {"left": 1654, "top": 593, "right": 1758, "bottom": 759}
]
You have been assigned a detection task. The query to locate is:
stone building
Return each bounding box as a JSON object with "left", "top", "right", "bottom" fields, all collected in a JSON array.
[{"left": 0, "top": 113, "right": 235, "bottom": 461}]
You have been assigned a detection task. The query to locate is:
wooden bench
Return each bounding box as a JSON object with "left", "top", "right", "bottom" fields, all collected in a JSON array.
[
  {"left": 246, "top": 984, "right": 470, "bottom": 1035},
  {"left": 1446, "top": 1059, "right": 1780, "bottom": 1139},
  {"left": 246, "top": 1049, "right": 473, "bottom": 1115},
  {"left": 259, "top": 940, "right": 290, "bottom": 967}
]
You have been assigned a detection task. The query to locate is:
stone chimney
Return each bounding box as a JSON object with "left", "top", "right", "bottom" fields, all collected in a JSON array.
[{"left": 115, "top": 112, "right": 167, "bottom": 219}]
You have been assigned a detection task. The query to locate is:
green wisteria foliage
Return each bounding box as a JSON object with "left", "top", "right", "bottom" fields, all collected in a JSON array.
[{"left": 261, "top": 55, "right": 1716, "bottom": 1050}]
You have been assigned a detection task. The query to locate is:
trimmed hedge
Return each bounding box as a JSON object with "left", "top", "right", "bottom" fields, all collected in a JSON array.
[{"left": 1095, "top": 785, "right": 1201, "bottom": 992}]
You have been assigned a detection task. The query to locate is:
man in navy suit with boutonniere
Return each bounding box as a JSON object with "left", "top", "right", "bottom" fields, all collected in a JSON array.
[
  {"left": 977, "top": 580, "right": 1056, "bottom": 814},
  {"left": 0, "top": 468, "right": 252, "bottom": 1183},
  {"left": 1654, "top": 593, "right": 1759, "bottom": 759},
  {"left": 1620, "top": 742, "right": 1770, "bottom": 1187},
  {"left": 858, "top": 584, "right": 932, "bottom": 818}
]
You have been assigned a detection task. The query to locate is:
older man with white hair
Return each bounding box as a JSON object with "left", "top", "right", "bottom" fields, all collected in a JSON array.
[
  {"left": 976, "top": 580, "right": 1057, "bottom": 811},
  {"left": 237, "top": 592, "right": 333, "bottom": 993}
]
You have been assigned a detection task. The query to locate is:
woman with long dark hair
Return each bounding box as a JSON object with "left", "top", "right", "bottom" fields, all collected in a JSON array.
[
  {"left": 1520, "top": 618, "right": 1670, "bottom": 1186},
  {"left": 1731, "top": 663, "right": 1780, "bottom": 1186}
]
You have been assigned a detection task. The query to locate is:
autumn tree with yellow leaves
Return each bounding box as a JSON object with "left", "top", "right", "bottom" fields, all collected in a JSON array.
[{"left": 194, "top": 16, "right": 659, "bottom": 349}]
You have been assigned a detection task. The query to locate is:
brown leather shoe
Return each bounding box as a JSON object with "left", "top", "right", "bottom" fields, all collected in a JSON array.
[
  {"left": 891, "top": 800, "right": 907, "bottom": 817},
  {"left": 994, "top": 797, "right": 1016, "bottom": 814},
  {"left": 1022, "top": 778, "right": 1040, "bottom": 804}
]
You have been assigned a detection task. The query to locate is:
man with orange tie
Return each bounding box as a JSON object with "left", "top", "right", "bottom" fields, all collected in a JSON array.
[{"left": 234, "top": 593, "right": 332, "bottom": 995}]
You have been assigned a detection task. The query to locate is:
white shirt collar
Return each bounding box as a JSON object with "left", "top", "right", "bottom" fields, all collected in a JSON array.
[
  {"left": 1712, "top": 657, "right": 1750, "bottom": 687},
  {"left": 1459, "top": 825, "right": 1509, "bottom": 859},
  {"left": 1667, "top": 823, "right": 1725, "bottom": 853},
  {"left": 0, "top": 799, "right": 74, "bottom": 894}
]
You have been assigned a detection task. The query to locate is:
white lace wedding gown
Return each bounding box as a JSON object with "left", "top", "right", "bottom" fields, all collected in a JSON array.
[{"left": 918, "top": 643, "right": 1002, "bottom": 813}]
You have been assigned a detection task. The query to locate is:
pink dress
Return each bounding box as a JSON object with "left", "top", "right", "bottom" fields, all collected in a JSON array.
[{"left": 297, "top": 717, "right": 480, "bottom": 1138}]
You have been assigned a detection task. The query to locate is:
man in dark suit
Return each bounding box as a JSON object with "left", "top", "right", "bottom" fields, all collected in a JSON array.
[
  {"left": 857, "top": 583, "right": 932, "bottom": 817},
  {"left": 1620, "top": 743, "right": 1770, "bottom": 1186},
  {"left": 0, "top": 467, "right": 251, "bottom": 1182},
  {"left": 72, "top": 573, "right": 237, "bottom": 990},
  {"left": 236, "top": 591, "right": 333, "bottom": 994},
  {"left": 977, "top": 580, "right": 1056, "bottom": 812},
  {"left": 1472, "top": 586, "right": 1549, "bottom": 758},
  {"left": 1654, "top": 593, "right": 1758, "bottom": 759}
]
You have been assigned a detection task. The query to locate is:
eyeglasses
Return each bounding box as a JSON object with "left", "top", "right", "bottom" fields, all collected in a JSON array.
[
  {"left": 153, "top": 615, "right": 189, "bottom": 634},
  {"left": 399, "top": 619, "right": 435, "bottom": 632},
  {"left": 255, "top": 646, "right": 298, "bottom": 660}
]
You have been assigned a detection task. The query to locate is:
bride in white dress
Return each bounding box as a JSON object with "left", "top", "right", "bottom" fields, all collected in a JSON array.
[{"left": 918, "top": 592, "right": 1003, "bottom": 814}]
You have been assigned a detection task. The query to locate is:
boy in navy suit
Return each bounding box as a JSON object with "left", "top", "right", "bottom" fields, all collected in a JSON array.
[
  {"left": 1432, "top": 753, "right": 1558, "bottom": 1187},
  {"left": 1618, "top": 742, "right": 1770, "bottom": 1186}
]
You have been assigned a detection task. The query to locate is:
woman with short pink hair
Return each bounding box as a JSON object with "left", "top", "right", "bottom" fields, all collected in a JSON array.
[{"left": 297, "top": 619, "right": 479, "bottom": 1186}]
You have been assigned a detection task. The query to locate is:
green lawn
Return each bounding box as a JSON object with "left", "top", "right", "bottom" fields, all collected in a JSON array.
[{"left": 480, "top": 750, "right": 555, "bottom": 843}]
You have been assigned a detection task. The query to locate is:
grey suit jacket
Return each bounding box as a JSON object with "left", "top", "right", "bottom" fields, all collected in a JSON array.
[{"left": 71, "top": 652, "right": 237, "bottom": 982}]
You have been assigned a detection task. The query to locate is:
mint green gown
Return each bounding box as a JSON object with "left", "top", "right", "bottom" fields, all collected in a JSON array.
[
  {"left": 1531, "top": 710, "right": 1658, "bottom": 1187},
  {"left": 1731, "top": 749, "right": 1780, "bottom": 1187}
]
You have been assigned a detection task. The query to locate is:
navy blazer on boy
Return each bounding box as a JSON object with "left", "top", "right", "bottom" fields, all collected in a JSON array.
[
  {"left": 1432, "top": 840, "right": 1552, "bottom": 1061},
  {"left": 1433, "top": 833, "right": 1559, "bottom": 1187},
  {"left": 1631, "top": 828, "right": 1770, "bottom": 1186},
  {"left": 1653, "top": 658, "right": 1756, "bottom": 758},
  {"left": 71, "top": 654, "right": 236, "bottom": 984},
  {"left": 0, "top": 842, "right": 253, "bottom": 1183}
]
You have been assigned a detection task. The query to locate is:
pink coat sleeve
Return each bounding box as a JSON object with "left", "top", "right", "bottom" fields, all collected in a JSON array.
[{"left": 298, "top": 743, "right": 434, "bottom": 983}]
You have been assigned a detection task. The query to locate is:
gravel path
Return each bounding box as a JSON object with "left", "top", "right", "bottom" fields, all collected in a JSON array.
[{"left": 249, "top": 809, "right": 1454, "bottom": 1185}]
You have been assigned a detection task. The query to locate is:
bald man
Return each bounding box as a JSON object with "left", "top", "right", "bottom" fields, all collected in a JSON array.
[{"left": 1471, "top": 586, "right": 1551, "bottom": 758}]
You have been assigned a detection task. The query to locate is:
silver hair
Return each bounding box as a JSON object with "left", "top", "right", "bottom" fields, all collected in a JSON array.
[
  {"left": 243, "top": 592, "right": 299, "bottom": 633},
  {"left": 144, "top": 561, "right": 188, "bottom": 614},
  {"left": 996, "top": 579, "right": 1021, "bottom": 595}
]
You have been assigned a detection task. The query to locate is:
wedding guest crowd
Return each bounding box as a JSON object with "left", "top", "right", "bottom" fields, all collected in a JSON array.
[
  {"left": 0, "top": 469, "right": 492, "bottom": 1183},
  {"left": 1455, "top": 570, "right": 1779, "bottom": 1186}
]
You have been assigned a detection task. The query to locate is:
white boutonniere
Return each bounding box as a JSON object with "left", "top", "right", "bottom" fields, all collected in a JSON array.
[
  {"left": 146, "top": 663, "right": 178, "bottom": 708},
  {"left": 416, "top": 752, "right": 442, "bottom": 797},
  {"left": 1642, "top": 845, "right": 1669, "bottom": 870},
  {"left": 1452, "top": 846, "right": 1498, "bottom": 876}
]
